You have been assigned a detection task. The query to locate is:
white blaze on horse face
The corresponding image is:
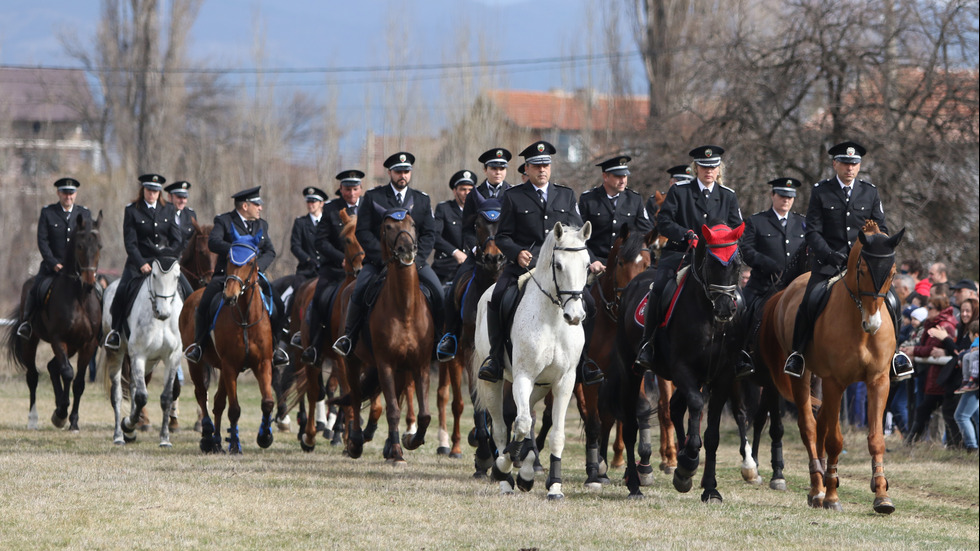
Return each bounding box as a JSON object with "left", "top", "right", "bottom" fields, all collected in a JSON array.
[{"left": 862, "top": 308, "right": 883, "bottom": 334}]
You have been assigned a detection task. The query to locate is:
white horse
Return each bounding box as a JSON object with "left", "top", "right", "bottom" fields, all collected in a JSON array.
[
  {"left": 101, "top": 256, "right": 184, "bottom": 447},
  {"left": 475, "top": 222, "right": 592, "bottom": 500}
]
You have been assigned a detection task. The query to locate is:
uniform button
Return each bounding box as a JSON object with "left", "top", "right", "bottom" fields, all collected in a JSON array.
[
  {"left": 544, "top": 215, "right": 549, "bottom": 220},
  {"left": 786, "top": 252, "right": 791, "bottom": 256},
  {"left": 846, "top": 227, "right": 851, "bottom": 231},
  {"left": 612, "top": 220, "right": 618, "bottom": 224},
  {"left": 846, "top": 212, "right": 850, "bottom": 216},
  {"left": 785, "top": 239, "right": 789, "bottom": 244},
  {"left": 703, "top": 214, "right": 707, "bottom": 218},
  {"left": 154, "top": 223, "right": 158, "bottom": 226},
  {"left": 612, "top": 232, "right": 617, "bottom": 237}
]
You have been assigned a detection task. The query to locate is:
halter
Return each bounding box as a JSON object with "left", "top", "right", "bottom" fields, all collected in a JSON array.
[
  {"left": 842, "top": 248, "right": 894, "bottom": 315},
  {"left": 71, "top": 228, "right": 101, "bottom": 280},
  {"left": 527, "top": 242, "right": 588, "bottom": 309},
  {"left": 383, "top": 223, "right": 418, "bottom": 266}
]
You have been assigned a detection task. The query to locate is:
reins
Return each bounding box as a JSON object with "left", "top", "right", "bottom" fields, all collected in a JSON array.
[{"left": 525, "top": 242, "right": 588, "bottom": 309}]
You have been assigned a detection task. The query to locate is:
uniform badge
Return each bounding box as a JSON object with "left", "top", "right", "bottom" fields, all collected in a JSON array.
[
  {"left": 785, "top": 180, "right": 792, "bottom": 186},
  {"left": 399, "top": 154, "right": 407, "bottom": 162},
  {"left": 705, "top": 149, "right": 713, "bottom": 157},
  {"left": 846, "top": 147, "right": 855, "bottom": 156},
  {"left": 619, "top": 158, "right": 627, "bottom": 165},
  {"left": 537, "top": 144, "right": 545, "bottom": 153},
  {"left": 496, "top": 150, "right": 503, "bottom": 158},
  {"left": 463, "top": 171, "right": 471, "bottom": 179}
]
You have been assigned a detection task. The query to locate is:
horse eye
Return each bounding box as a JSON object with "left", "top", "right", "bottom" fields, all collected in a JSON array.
[{"left": 556, "top": 262, "right": 563, "bottom": 271}]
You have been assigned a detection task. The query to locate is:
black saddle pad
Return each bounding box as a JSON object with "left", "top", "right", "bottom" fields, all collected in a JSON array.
[{"left": 806, "top": 277, "right": 835, "bottom": 326}]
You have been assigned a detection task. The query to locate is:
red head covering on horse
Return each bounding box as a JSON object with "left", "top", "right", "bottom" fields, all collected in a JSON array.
[{"left": 701, "top": 222, "right": 745, "bottom": 265}]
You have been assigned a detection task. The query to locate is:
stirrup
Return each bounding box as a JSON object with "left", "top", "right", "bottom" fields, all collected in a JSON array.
[
  {"left": 891, "top": 352, "right": 913, "bottom": 381},
  {"left": 104, "top": 330, "right": 121, "bottom": 351},
  {"left": 332, "top": 335, "right": 352, "bottom": 357},
  {"left": 436, "top": 333, "right": 457, "bottom": 363},
  {"left": 300, "top": 346, "right": 317, "bottom": 364},
  {"left": 273, "top": 347, "right": 290, "bottom": 368},
  {"left": 735, "top": 350, "right": 755, "bottom": 380},
  {"left": 783, "top": 351, "right": 805, "bottom": 378},
  {"left": 16, "top": 321, "right": 32, "bottom": 339},
  {"left": 183, "top": 343, "right": 203, "bottom": 363},
  {"left": 289, "top": 332, "right": 304, "bottom": 349},
  {"left": 579, "top": 358, "right": 604, "bottom": 386},
  {"left": 478, "top": 357, "right": 503, "bottom": 383},
  {"left": 635, "top": 341, "right": 654, "bottom": 371}
]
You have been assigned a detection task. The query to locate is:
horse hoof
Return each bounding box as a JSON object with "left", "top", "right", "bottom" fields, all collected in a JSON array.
[
  {"left": 114, "top": 437, "right": 125, "bottom": 445},
  {"left": 823, "top": 500, "right": 843, "bottom": 512},
  {"left": 533, "top": 463, "right": 545, "bottom": 474},
  {"left": 402, "top": 432, "right": 422, "bottom": 450},
  {"left": 672, "top": 471, "right": 693, "bottom": 493},
  {"left": 770, "top": 478, "right": 787, "bottom": 491},
  {"left": 584, "top": 481, "right": 602, "bottom": 492},
  {"left": 473, "top": 470, "right": 488, "bottom": 480},
  {"left": 159, "top": 441, "right": 173, "bottom": 448},
  {"left": 386, "top": 457, "right": 407, "bottom": 468},
  {"left": 437, "top": 446, "right": 450, "bottom": 456},
  {"left": 51, "top": 411, "right": 68, "bottom": 429},
  {"left": 124, "top": 432, "right": 137, "bottom": 443},
  {"left": 741, "top": 467, "right": 760, "bottom": 484},
  {"left": 637, "top": 463, "right": 654, "bottom": 487},
  {"left": 701, "top": 489, "right": 724, "bottom": 504},
  {"left": 627, "top": 491, "right": 645, "bottom": 500},
  {"left": 467, "top": 427, "right": 478, "bottom": 448},
  {"left": 322, "top": 428, "right": 333, "bottom": 440},
  {"left": 807, "top": 492, "right": 825, "bottom": 508},
  {"left": 547, "top": 483, "right": 564, "bottom": 501},
  {"left": 873, "top": 497, "right": 895, "bottom": 515},
  {"left": 449, "top": 452, "right": 462, "bottom": 459},
  {"left": 257, "top": 432, "right": 274, "bottom": 449},
  {"left": 363, "top": 422, "right": 378, "bottom": 442},
  {"left": 300, "top": 434, "right": 315, "bottom": 453},
  {"left": 516, "top": 475, "right": 535, "bottom": 493},
  {"left": 499, "top": 475, "right": 516, "bottom": 495},
  {"left": 193, "top": 420, "right": 203, "bottom": 433},
  {"left": 746, "top": 474, "right": 763, "bottom": 486},
  {"left": 660, "top": 463, "right": 676, "bottom": 475}
]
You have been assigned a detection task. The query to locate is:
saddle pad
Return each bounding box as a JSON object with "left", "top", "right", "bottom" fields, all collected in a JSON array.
[
  {"left": 211, "top": 274, "right": 274, "bottom": 332},
  {"left": 633, "top": 266, "right": 690, "bottom": 328}
]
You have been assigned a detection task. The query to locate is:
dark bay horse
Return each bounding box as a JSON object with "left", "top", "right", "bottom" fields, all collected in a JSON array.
[
  {"left": 180, "top": 219, "right": 217, "bottom": 291},
  {"left": 6, "top": 212, "right": 104, "bottom": 431},
  {"left": 182, "top": 229, "right": 277, "bottom": 454},
  {"left": 758, "top": 220, "right": 904, "bottom": 513},
  {"left": 613, "top": 222, "right": 748, "bottom": 501},
  {"left": 438, "top": 202, "right": 505, "bottom": 460},
  {"left": 344, "top": 207, "right": 435, "bottom": 463}
]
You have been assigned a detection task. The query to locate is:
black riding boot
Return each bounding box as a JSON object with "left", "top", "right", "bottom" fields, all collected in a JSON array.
[
  {"left": 885, "top": 290, "right": 913, "bottom": 379},
  {"left": 783, "top": 306, "right": 809, "bottom": 378},
  {"left": 478, "top": 305, "right": 505, "bottom": 383},
  {"left": 332, "top": 298, "right": 365, "bottom": 357},
  {"left": 635, "top": 289, "right": 660, "bottom": 371},
  {"left": 184, "top": 301, "right": 211, "bottom": 363},
  {"left": 735, "top": 349, "right": 755, "bottom": 379},
  {"left": 104, "top": 287, "right": 126, "bottom": 350},
  {"left": 17, "top": 283, "right": 38, "bottom": 339},
  {"left": 301, "top": 305, "right": 324, "bottom": 364}
]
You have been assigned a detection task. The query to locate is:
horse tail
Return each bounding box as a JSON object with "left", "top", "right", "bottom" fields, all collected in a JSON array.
[
  {"left": 3, "top": 305, "right": 28, "bottom": 374},
  {"left": 282, "top": 361, "right": 308, "bottom": 412}
]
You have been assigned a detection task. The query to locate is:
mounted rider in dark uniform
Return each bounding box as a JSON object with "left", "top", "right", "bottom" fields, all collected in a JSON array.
[
  {"left": 299, "top": 171, "right": 364, "bottom": 364},
  {"left": 432, "top": 170, "right": 474, "bottom": 285},
  {"left": 645, "top": 164, "right": 694, "bottom": 230},
  {"left": 782, "top": 142, "right": 913, "bottom": 379},
  {"left": 164, "top": 180, "right": 197, "bottom": 299},
  {"left": 182, "top": 186, "right": 289, "bottom": 367},
  {"left": 17, "top": 178, "right": 93, "bottom": 339},
  {"left": 290, "top": 186, "right": 327, "bottom": 283},
  {"left": 634, "top": 146, "right": 748, "bottom": 376},
  {"left": 331, "top": 152, "right": 451, "bottom": 359},
  {"left": 436, "top": 148, "right": 513, "bottom": 363},
  {"left": 104, "top": 174, "right": 182, "bottom": 350},
  {"left": 579, "top": 155, "right": 653, "bottom": 265},
  {"left": 477, "top": 140, "right": 604, "bottom": 385}
]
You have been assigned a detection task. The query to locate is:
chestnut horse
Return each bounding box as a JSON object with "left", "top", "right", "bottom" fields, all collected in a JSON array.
[
  {"left": 438, "top": 202, "right": 506, "bottom": 460},
  {"left": 180, "top": 219, "right": 217, "bottom": 291},
  {"left": 5, "top": 212, "right": 104, "bottom": 431},
  {"left": 182, "top": 229, "right": 277, "bottom": 454},
  {"left": 758, "top": 221, "right": 904, "bottom": 513},
  {"left": 344, "top": 207, "right": 434, "bottom": 463}
]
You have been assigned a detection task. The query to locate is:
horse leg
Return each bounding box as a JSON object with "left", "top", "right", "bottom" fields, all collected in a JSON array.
[
  {"left": 189, "top": 360, "right": 217, "bottom": 453},
  {"left": 403, "top": 373, "right": 418, "bottom": 438},
  {"left": 436, "top": 363, "right": 451, "bottom": 455},
  {"left": 405, "top": 360, "right": 431, "bottom": 451},
  {"left": 107, "top": 350, "right": 126, "bottom": 444},
  {"left": 508, "top": 374, "right": 538, "bottom": 491},
  {"left": 221, "top": 366, "right": 242, "bottom": 454},
  {"left": 122, "top": 354, "right": 149, "bottom": 443},
  {"left": 580, "top": 384, "right": 604, "bottom": 491},
  {"left": 866, "top": 373, "right": 894, "bottom": 514},
  {"left": 158, "top": 353, "right": 180, "bottom": 448},
  {"left": 700, "top": 385, "right": 729, "bottom": 504},
  {"left": 255, "top": 358, "right": 275, "bottom": 449},
  {"left": 46, "top": 343, "right": 72, "bottom": 427},
  {"left": 621, "top": 371, "right": 645, "bottom": 498},
  {"left": 364, "top": 394, "right": 382, "bottom": 443},
  {"left": 730, "top": 384, "right": 761, "bottom": 485},
  {"left": 23, "top": 339, "right": 40, "bottom": 429},
  {"left": 765, "top": 385, "right": 787, "bottom": 491},
  {"left": 658, "top": 377, "right": 678, "bottom": 474},
  {"left": 671, "top": 384, "right": 704, "bottom": 494},
  {"left": 792, "top": 375, "right": 824, "bottom": 508},
  {"left": 300, "top": 358, "right": 320, "bottom": 452},
  {"left": 449, "top": 358, "right": 465, "bottom": 458},
  {"left": 207, "top": 377, "right": 227, "bottom": 453},
  {"left": 636, "top": 385, "right": 656, "bottom": 486},
  {"left": 345, "top": 362, "right": 366, "bottom": 459},
  {"left": 544, "top": 372, "right": 576, "bottom": 500},
  {"left": 68, "top": 344, "right": 95, "bottom": 432},
  {"left": 817, "top": 380, "right": 845, "bottom": 511},
  {"left": 378, "top": 363, "right": 404, "bottom": 464}
]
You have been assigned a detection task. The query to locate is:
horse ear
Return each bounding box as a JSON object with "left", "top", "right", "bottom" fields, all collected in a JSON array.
[
  {"left": 339, "top": 209, "right": 350, "bottom": 225},
  {"left": 858, "top": 230, "right": 869, "bottom": 246},
  {"left": 191, "top": 216, "right": 202, "bottom": 233},
  {"left": 231, "top": 223, "right": 242, "bottom": 241},
  {"left": 403, "top": 197, "right": 414, "bottom": 212},
  {"left": 580, "top": 221, "right": 592, "bottom": 241},
  {"left": 732, "top": 222, "right": 745, "bottom": 241},
  {"left": 619, "top": 223, "right": 630, "bottom": 240},
  {"left": 553, "top": 222, "right": 564, "bottom": 239},
  {"left": 374, "top": 201, "right": 387, "bottom": 217},
  {"left": 886, "top": 227, "right": 906, "bottom": 249}
]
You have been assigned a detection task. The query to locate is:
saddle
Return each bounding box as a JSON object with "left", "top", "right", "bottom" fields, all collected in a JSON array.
[
  {"left": 632, "top": 266, "right": 689, "bottom": 330},
  {"left": 803, "top": 271, "right": 843, "bottom": 331},
  {"left": 497, "top": 272, "right": 531, "bottom": 364},
  {"left": 209, "top": 274, "right": 275, "bottom": 333},
  {"left": 358, "top": 266, "right": 437, "bottom": 349}
]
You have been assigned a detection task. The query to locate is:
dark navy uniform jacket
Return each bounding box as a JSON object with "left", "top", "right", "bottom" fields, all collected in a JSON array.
[
  {"left": 356, "top": 184, "right": 436, "bottom": 268},
  {"left": 210, "top": 211, "right": 276, "bottom": 276},
  {"left": 315, "top": 199, "right": 358, "bottom": 284},
  {"left": 461, "top": 180, "right": 510, "bottom": 254},
  {"left": 433, "top": 199, "right": 464, "bottom": 281},
  {"left": 657, "top": 179, "right": 742, "bottom": 253},
  {"left": 36, "top": 203, "right": 93, "bottom": 276},
  {"left": 578, "top": 186, "right": 653, "bottom": 263},
  {"left": 290, "top": 214, "right": 323, "bottom": 279},
  {"left": 496, "top": 182, "right": 582, "bottom": 269},
  {"left": 805, "top": 177, "right": 887, "bottom": 277},
  {"left": 741, "top": 209, "right": 806, "bottom": 297},
  {"left": 122, "top": 201, "right": 182, "bottom": 277},
  {"left": 171, "top": 206, "right": 197, "bottom": 253}
]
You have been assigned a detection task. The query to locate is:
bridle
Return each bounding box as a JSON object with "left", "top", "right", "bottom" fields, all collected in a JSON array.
[
  {"left": 149, "top": 259, "right": 178, "bottom": 318},
  {"left": 526, "top": 241, "right": 588, "bottom": 309},
  {"left": 595, "top": 244, "right": 652, "bottom": 321},
  {"left": 383, "top": 221, "right": 418, "bottom": 267},
  {"left": 842, "top": 248, "right": 894, "bottom": 316},
  {"left": 183, "top": 232, "right": 214, "bottom": 287},
  {"left": 71, "top": 228, "right": 100, "bottom": 282},
  {"left": 691, "top": 239, "right": 741, "bottom": 320}
]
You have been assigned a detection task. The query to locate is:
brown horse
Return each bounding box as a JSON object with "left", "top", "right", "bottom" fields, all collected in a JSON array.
[
  {"left": 437, "top": 205, "right": 506, "bottom": 460},
  {"left": 180, "top": 219, "right": 217, "bottom": 291},
  {"left": 758, "top": 220, "right": 904, "bottom": 513},
  {"left": 5, "top": 212, "right": 104, "bottom": 431},
  {"left": 345, "top": 209, "right": 434, "bottom": 463},
  {"left": 181, "top": 229, "right": 277, "bottom": 453}
]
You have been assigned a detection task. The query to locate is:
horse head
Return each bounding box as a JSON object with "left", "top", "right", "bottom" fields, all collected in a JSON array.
[
  {"left": 73, "top": 210, "right": 103, "bottom": 289},
  {"left": 223, "top": 226, "right": 261, "bottom": 305},
  {"left": 150, "top": 254, "right": 181, "bottom": 320},
  {"left": 610, "top": 224, "right": 653, "bottom": 291},
  {"left": 475, "top": 198, "right": 505, "bottom": 275},
  {"left": 698, "top": 222, "right": 745, "bottom": 323},
  {"left": 377, "top": 201, "right": 417, "bottom": 267},
  {"left": 339, "top": 210, "right": 364, "bottom": 278},
  {"left": 850, "top": 221, "right": 905, "bottom": 333},
  {"left": 183, "top": 219, "right": 216, "bottom": 287},
  {"left": 539, "top": 222, "right": 592, "bottom": 326}
]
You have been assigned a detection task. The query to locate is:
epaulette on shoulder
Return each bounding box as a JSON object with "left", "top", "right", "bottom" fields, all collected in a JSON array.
[
  {"left": 415, "top": 189, "right": 429, "bottom": 197},
  {"left": 859, "top": 179, "right": 876, "bottom": 188},
  {"left": 719, "top": 184, "right": 735, "bottom": 193},
  {"left": 553, "top": 182, "right": 571, "bottom": 189},
  {"left": 624, "top": 188, "right": 640, "bottom": 197},
  {"left": 581, "top": 186, "right": 600, "bottom": 196},
  {"left": 675, "top": 179, "right": 692, "bottom": 186}
]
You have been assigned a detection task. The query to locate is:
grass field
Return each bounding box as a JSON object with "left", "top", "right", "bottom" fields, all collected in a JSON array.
[{"left": 0, "top": 359, "right": 977, "bottom": 550}]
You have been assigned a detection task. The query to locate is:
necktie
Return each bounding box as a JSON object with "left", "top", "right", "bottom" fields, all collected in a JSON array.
[
  {"left": 349, "top": 204, "right": 357, "bottom": 215},
  {"left": 610, "top": 195, "right": 619, "bottom": 208},
  {"left": 781, "top": 217, "right": 787, "bottom": 228},
  {"left": 844, "top": 186, "right": 851, "bottom": 201},
  {"left": 246, "top": 220, "right": 253, "bottom": 233},
  {"left": 537, "top": 189, "right": 545, "bottom": 208},
  {"left": 489, "top": 186, "right": 497, "bottom": 198},
  {"left": 395, "top": 192, "right": 403, "bottom": 206},
  {"left": 703, "top": 189, "right": 710, "bottom": 200}
]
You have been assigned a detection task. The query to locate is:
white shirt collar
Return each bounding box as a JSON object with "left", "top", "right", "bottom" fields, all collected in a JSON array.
[
  {"left": 836, "top": 176, "right": 854, "bottom": 190},
  {"left": 697, "top": 179, "right": 714, "bottom": 194},
  {"left": 771, "top": 208, "right": 788, "bottom": 221},
  {"left": 145, "top": 200, "right": 157, "bottom": 209},
  {"left": 389, "top": 183, "right": 407, "bottom": 198}
]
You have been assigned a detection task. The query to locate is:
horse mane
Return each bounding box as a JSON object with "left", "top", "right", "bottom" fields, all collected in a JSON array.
[
  {"left": 861, "top": 220, "right": 881, "bottom": 235},
  {"left": 617, "top": 229, "right": 646, "bottom": 264}
]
